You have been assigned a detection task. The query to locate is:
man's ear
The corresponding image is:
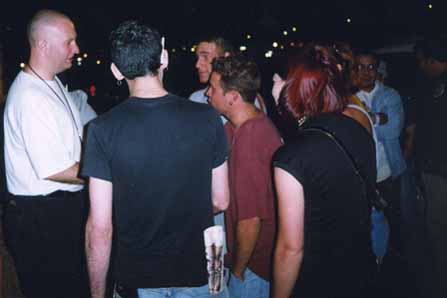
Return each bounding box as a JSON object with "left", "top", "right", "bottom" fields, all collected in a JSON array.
[
  {"left": 110, "top": 63, "right": 124, "bottom": 81},
  {"left": 227, "top": 90, "right": 241, "bottom": 106},
  {"left": 160, "top": 49, "right": 169, "bottom": 70},
  {"left": 37, "top": 39, "right": 48, "bottom": 55},
  {"left": 160, "top": 36, "right": 169, "bottom": 71}
]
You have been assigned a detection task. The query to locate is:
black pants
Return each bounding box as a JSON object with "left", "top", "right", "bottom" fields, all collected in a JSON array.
[
  {"left": 377, "top": 176, "right": 402, "bottom": 255},
  {"left": 2, "top": 190, "right": 90, "bottom": 298}
]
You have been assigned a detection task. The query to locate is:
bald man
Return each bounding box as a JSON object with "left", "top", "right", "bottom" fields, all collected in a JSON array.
[{"left": 3, "top": 10, "right": 89, "bottom": 298}]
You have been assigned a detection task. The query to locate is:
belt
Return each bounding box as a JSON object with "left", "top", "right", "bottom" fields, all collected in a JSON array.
[{"left": 6, "top": 189, "right": 84, "bottom": 207}]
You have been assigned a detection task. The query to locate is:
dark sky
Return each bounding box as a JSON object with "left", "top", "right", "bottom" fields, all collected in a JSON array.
[
  {"left": 1, "top": 0, "right": 446, "bottom": 94},
  {"left": 1, "top": 0, "right": 446, "bottom": 51}
]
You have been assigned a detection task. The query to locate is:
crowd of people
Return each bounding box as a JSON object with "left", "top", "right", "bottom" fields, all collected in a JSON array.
[{"left": 0, "top": 8, "right": 446, "bottom": 298}]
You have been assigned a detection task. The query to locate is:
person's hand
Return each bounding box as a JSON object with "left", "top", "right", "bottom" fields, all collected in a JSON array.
[{"left": 232, "top": 270, "right": 245, "bottom": 281}]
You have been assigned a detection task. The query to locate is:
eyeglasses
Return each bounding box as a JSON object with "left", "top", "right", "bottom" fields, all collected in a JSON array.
[{"left": 355, "top": 64, "right": 377, "bottom": 72}]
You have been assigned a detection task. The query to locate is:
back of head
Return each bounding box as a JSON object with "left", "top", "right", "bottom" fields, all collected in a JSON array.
[
  {"left": 27, "top": 9, "right": 70, "bottom": 47},
  {"left": 278, "top": 46, "right": 348, "bottom": 121},
  {"left": 110, "top": 21, "right": 162, "bottom": 79},
  {"left": 212, "top": 54, "right": 260, "bottom": 103}
]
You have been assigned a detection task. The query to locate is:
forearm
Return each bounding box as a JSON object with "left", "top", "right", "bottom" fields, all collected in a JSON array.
[
  {"left": 272, "top": 244, "right": 303, "bottom": 298},
  {"left": 85, "top": 221, "right": 113, "bottom": 298},
  {"left": 232, "top": 217, "right": 261, "bottom": 278},
  {"left": 46, "top": 162, "right": 84, "bottom": 184}
]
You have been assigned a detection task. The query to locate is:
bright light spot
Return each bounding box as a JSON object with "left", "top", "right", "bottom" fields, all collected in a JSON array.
[
  {"left": 280, "top": 45, "right": 285, "bottom": 50},
  {"left": 265, "top": 50, "right": 273, "bottom": 58},
  {"left": 77, "top": 62, "right": 82, "bottom": 66},
  {"left": 246, "top": 34, "right": 252, "bottom": 40},
  {"left": 96, "top": 60, "right": 101, "bottom": 65},
  {"left": 428, "top": 4, "right": 433, "bottom": 9},
  {"left": 77, "top": 57, "right": 83, "bottom": 62},
  {"left": 239, "top": 46, "right": 247, "bottom": 51},
  {"left": 272, "top": 42, "right": 278, "bottom": 48},
  {"left": 283, "top": 30, "right": 288, "bottom": 36},
  {"left": 292, "top": 27, "right": 297, "bottom": 32},
  {"left": 346, "top": 18, "right": 352, "bottom": 23},
  {"left": 172, "top": 48, "right": 176, "bottom": 53},
  {"left": 20, "top": 63, "right": 25, "bottom": 68},
  {"left": 190, "top": 47, "right": 196, "bottom": 53},
  {"left": 182, "top": 46, "right": 187, "bottom": 51},
  {"left": 290, "top": 42, "right": 295, "bottom": 47},
  {"left": 83, "top": 53, "right": 88, "bottom": 58}
]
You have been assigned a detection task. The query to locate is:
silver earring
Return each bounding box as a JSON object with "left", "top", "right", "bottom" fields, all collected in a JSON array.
[{"left": 117, "top": 80, "right": 122, "bottom": 86}]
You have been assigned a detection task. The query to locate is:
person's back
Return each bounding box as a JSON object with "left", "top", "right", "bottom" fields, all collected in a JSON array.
[
  {"left": 82, "top": 21, "right": 229, "bottom": 298},
  {"left": 274, "top": 113, "right": 375, "bottom": 297},
  {"left": 85, "top": 94, "right": 226, "bottom": 287}
]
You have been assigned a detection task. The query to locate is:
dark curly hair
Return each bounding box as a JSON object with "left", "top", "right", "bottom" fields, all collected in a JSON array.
[
  {"left": 110, "top": 20, "right": 162, "bottom": 79},
  {"left": 211, "top": 54, "right": 260, "bottom": 103}
]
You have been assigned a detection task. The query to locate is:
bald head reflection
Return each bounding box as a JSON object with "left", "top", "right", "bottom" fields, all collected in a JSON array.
[{"left": 27, "top": 9, "right": 71, "bottom": 47}]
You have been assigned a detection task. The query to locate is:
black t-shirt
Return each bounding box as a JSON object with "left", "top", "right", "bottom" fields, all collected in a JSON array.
[
  {"left": 81, "top": 94, "right": 228, "bottom": 288},
  {"left": 415, "top": 73, "right": 447, "bottom": 175},
  {"left": 273, "top": 113, "right": 375, "bottom": 297}
]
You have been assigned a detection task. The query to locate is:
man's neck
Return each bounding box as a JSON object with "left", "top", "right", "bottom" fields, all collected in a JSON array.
[
  {"left": 228, "top": 103, "right": 259, "bottom": 128},
  {"left": 25, "top": 58, "right": 56, "bottom": 81},
  {"left": 360, "top": 81, "right": 377, "bottom": 93},
  {"left": 128, "top": 75, "right": 168, "bottom": 99}
]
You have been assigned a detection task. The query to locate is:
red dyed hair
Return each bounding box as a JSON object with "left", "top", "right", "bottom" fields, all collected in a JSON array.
[{"left": 278, "top": 47, "right": 348, "bottom": 121}]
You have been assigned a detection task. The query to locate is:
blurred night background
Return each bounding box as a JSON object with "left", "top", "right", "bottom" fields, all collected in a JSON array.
[{"left": 0, "top": 0, "right": 445, "bottom": 113}]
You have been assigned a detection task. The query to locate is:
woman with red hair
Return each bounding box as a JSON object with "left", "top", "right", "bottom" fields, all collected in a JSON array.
[{"left": 272, "top": 47, "right": 376, "bottom": 298}]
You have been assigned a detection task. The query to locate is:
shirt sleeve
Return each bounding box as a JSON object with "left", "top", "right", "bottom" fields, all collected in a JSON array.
[
  {"left": 19, "top": 92, "right": 78, "bottom": 179},
  {"left": 212, "top": 110, "right": 229, "bottom": 168},
  {"left": 80, "top": 122, "right": 112, "bottom": 181},
  {"left": 273, "top": 144, "right": 308, "bottom": 189}
]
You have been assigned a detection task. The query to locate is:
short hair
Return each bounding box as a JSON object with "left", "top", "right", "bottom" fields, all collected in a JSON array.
[
  {"left": 212, "top": 54, "right": 260, "bottom": 104},
  {"left": 27, "top": 9, "right": 71, "bottom": 46},
  {"left": 278, "top": 47, "right": 348, "bottom": 120},
  {"left": 355, "top": 50, "right": 378, "bottom": 65},
  {"left": 197, "top": 36, "right": 235, "bottom": 56},
  {"left": 110, "top": 20, "right": 162, "bottom": 79}
]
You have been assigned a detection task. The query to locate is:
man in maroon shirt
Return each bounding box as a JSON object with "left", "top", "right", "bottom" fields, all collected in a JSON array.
[{"left": 206, "top": 55, "right": 282, "bottom": 298}]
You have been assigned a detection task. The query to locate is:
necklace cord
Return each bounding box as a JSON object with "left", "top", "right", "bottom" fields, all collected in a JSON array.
[{"left": 27, "top": 65, "right": 82, "bottom": 141}]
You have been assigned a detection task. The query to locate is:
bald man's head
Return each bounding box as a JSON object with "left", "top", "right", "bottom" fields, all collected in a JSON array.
[{"left": 27, "top": 10, "right": 71, "bottom": 47}]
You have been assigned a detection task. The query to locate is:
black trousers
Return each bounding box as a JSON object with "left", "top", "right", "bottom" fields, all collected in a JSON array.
[
  {"left": 2, "top": 190, "right": 90, "bottom": 298},
  {"left": 377, "top": 176, "right": 402, "bottom": 255}
]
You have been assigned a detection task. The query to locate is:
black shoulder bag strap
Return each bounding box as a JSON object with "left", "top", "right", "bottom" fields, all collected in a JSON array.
[{"left": 303, "top": 127, "right": 388, "bottom": 209}]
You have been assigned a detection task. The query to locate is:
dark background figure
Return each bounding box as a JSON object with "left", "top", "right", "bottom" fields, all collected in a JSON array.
[{"left": 410, "top": 37, "right": 447, "bottom": 298}]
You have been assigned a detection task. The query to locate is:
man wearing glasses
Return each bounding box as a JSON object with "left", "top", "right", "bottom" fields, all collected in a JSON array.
[{"left": 354, "top": 51, "right": 406, "bottom": 259}]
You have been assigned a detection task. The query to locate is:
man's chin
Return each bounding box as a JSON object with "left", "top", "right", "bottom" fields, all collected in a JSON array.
[{"left": 199, "top": 76, "right": 210, "bottom": 84}]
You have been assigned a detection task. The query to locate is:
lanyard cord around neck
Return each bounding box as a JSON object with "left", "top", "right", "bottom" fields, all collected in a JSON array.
[{"left": 27, "top": 65, "right": 82, "bottom": 141}]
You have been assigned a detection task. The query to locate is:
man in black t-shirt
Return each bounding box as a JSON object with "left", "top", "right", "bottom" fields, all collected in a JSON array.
[{"left": 81, "top": 21, "right": 229, "bottom": 298}]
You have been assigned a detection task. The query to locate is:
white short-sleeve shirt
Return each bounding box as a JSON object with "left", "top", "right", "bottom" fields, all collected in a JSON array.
[{"left": 4, "top": 71, "right": 83, "bottom": 195}]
